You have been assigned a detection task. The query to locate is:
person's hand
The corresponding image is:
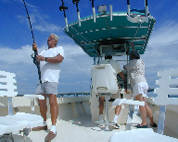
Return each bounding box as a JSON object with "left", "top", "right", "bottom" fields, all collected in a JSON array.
[
  {"left": 32, "top": 43, "right": 38, "bottom": 51},
  {"left": 36, "top": 55, "right": 45, "bottom": 61}
]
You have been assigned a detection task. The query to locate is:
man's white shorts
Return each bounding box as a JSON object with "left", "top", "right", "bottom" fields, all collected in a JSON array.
[{"left": 132, "top": 82, "right": 149, "bottom": 98}]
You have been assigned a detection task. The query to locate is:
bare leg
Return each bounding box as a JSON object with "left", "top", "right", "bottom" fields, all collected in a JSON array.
[
  {"left": 113, "top": 105, "right": 122, "bottom": 124},
  {"left": 32, "top": 96, "right": 48, "bottom": 131},
  {"left": 115, "top": 105, "right": 122, "bottom": 115},
  {"left": 143, "top": 98, "right": 154, "bottom": 125},
  {"left": 38, "top": 96, "right": 47, "bottom": 122},
  {"left": 99, "top": 96, "right": 105, "bottom": 115},
  {"left": 135, "top": 94, "right": 147, "bottom": 126},
  {"left": 49, "top": 95, "right": 58, "bottom": 125}
]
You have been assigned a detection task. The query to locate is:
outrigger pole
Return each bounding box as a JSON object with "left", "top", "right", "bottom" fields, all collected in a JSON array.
[
  {"left": 72, "top": 0, "right": 81, "bottom": 26},
  {"left": 89, "top": 0, "right": 96, "bottom": 23},
  {"left": 127, "top": 0, "right": 131, "bottom": 16},
  {"left": 59, "top": 0, "right": 69, "bottom": 31},
  {"left": 145, "top": 0, "right": 149, "bottom": 16},
  {"left": 22, "top": 0, "right": 42, "bottom": 84}
]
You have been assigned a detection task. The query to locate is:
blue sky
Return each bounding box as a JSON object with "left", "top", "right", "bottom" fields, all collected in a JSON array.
[{"left": 0, "top": 0, "right": 178, "bottom": 94}]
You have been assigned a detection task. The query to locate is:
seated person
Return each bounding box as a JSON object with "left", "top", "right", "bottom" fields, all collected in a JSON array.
[{"left": 98, "top": 55, "right": 125, "bottom": 129}]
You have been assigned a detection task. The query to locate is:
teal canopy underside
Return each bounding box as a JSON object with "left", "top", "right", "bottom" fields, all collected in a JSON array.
[{"left": 65, "top": 11, "right": 156, "bottom": 57}]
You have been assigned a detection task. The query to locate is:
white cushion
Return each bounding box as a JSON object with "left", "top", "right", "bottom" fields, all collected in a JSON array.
[
  {"left": 110, "top": 129, "right": 178, "bottom": 142},
  {"left": 112, "top": 98, "right": 144, "bottom": 106},
  {"left": 0, "top": 112, "right": 43, "bottom": 136}
]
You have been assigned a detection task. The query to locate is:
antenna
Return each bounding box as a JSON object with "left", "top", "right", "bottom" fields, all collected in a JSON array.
[
  {"left": 127, "top": 0, "right": 131, "bottom": 16},
  {"left": 89, "top": 0, "right": 96, "bottom": 23},
  {"left": 59, "top": 0, "right": 69, "bottom": 31},
  {"left": 73, "top": 0, "right": 81, "bottom": 26}
]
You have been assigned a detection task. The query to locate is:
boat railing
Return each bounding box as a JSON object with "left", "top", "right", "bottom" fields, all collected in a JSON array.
[{"left": 153, "top": 68, "right": 178, "bottom": 134}]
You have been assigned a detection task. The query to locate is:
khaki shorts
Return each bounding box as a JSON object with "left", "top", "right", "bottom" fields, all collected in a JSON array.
[{"left": 36, "top": 82, "right": 58, "bottom": 95}]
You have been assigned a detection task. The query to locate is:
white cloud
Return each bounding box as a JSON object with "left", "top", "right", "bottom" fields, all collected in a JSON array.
[
  {"left": 60, "top": 43, "right": 92, "bottom": 76},
  {"left": 17, "top": 2, "right": 62, "bottom": 33},
  {"left": 34, "top": 24, "right": 61, "bottom": 33},
  {"left": 148, "top": 22, "right": 178, "bottom": 47},
  {"left": 0, "top": 45, "right": 33, "bottom": 64},
  {"left": 0, "top": 43, "right": 86, "bottom": 64},
  {"left": 143, "top": 21, "right": 178, "bottom": 86},
  {"left": 144, "top": 21, "right": 178, "bottom": 67},
  {"left": 63, "top": 44, "right": 85, "bottom": 58},
  {"left": 0, "top": 45, "right": 48, "bottom": 64}
]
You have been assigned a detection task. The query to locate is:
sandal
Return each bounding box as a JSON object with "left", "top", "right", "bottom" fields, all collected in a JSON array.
[
  {"left": 136, "top": 124, "right": 148, "bottom": 128},
  {"left": 150, "top": 122, "right": 157, "bottom": 128}
]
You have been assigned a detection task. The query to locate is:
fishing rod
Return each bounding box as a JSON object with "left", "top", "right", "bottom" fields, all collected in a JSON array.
[
  {"left": 59, "top": 0, "right": 69, "bottom": 31},
  {"left": 72, "top": 0, "right": 81, "bottom": 26},
  {"left": 22, "top": 0, "right": 42, "bottom": 84},
  {"left": 89, "top": 0, "right": 96, "bottom": 23}
]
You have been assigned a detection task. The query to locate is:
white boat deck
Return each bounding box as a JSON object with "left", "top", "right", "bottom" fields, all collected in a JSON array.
[
  {"left": 30, "top": 119, "right": 115, "bottom": 142},
  {"left": 0, "top": 97, "right": 178, "bottom": 142},
  {"left": 8, "top": 118, "right": 178, "bottom": 142}
]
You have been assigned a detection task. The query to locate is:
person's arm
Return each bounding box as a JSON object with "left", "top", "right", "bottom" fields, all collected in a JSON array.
[
  {"left": 118, "top": 72, "right": 125, "bottom": 80},
  {"left": 36, "top": 54, "right": 64, "bottom": 63}
]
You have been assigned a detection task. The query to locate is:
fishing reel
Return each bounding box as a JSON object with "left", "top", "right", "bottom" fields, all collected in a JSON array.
[
  {"left": 31, "top": 53, "right": 39, "bottom": 66},
  {"left": 72, "top": 0, "right": 80, "bottom": 4},
  {"left": 59, "top": 0, "right": 68, "bottom": 11},
  {"left": 59, "top": 5, "right": 68, "bottom": 11}
]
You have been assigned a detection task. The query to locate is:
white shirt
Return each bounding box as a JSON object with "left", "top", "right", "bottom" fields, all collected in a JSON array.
[
  {"left": 39, "top": 46, "right": 64, "bottom": 83},
  {"left": 100, "top": 59, "right": 121, "bottom": 75},
  {"left": 124, "top": 59, "right": 147, "bottom": 86}
]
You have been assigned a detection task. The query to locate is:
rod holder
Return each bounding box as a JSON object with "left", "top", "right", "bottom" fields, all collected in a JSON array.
[
  {"left": 145, "top": 0, "right": 149, "bottom": 16},
  {"left": 109, "top": 5, "right": 113, "bottom": 21},
  {"left": 92, "top": 7, "right": 96, "bottom": 23},
  {"left": 127, "top": 4, "right": 131, "bottom": 16},
  {"left": 77, "top": 11, "right": 81, "bottom": 26},
  {"left": 127, "top": 0, "right": 131, "bottom": 16},
  {"left": 59, "top": 3, "right": 69, "bottom": 31},
  {"left": 65, "top": 17, "right": 69, "bottom": 31}
]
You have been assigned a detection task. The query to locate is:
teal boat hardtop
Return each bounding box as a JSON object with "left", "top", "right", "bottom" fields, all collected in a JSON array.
[{"left": 64, "top": 11, "right": 155, "bottom": 57}]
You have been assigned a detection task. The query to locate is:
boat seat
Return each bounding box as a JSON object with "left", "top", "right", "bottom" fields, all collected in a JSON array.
[
  {"left": 91, "top": 64, "right": 118, "bottom": 95},
  {"left": 0, "top": 70, "right": 44, "bottom": 141},
  {"left": 91, "top": 64, "right": 144, "bottom": 127}
]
